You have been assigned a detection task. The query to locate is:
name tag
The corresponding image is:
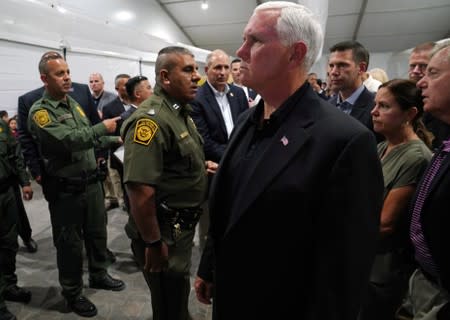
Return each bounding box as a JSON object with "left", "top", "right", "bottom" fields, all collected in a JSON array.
[{"left": 57, "top": 114, "right": 73, "bottom": 122}]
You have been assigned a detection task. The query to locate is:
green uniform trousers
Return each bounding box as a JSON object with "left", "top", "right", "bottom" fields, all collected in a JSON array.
[
  {"left": 0, "top": 186, "right": 19, "bottom": 309},
  {"left": 131, "top": 221, "right": 195, "bottom": 320},
  {"left": 47, "top": 181, "right": 108, "bottom": 301}
]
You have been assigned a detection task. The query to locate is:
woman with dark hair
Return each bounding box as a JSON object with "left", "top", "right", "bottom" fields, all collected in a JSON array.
[
  {"left": 8, "top": 116, "right": 18, "bottom": 139},
  {"left": 359, "top": 79, "right": 433, "bottom": 320}
]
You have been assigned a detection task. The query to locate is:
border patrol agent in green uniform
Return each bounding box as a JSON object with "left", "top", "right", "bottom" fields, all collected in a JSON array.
[
  {"left": 27, "top": 51, "right": 125, "bottom": 318},
  {"left": 122, "top": 46, "right": 208, "bottom": 320},
  {"left": 0, "top": 119, "right": 33, "bottom": 320}
]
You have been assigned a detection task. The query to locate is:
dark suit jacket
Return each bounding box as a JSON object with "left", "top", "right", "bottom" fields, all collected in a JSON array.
[
  {"left": 190, "top": 83, "right": 248, "bottom": 163},
  {"left": 422, "top": 112, "right": 450, "bottom": 151},
  {"left": 102, "top": 96, "right": 126, "bottom": 136},
  {"left": 412, "top": 148, "right": 450, "bottom": 292},
  {"left": 329, "top": 87, "right": 384, "bottom": 142},
  {"left": 17, "top": 82, "right": 100, "bottom": 178},
  {"left": 246, "top": 86, "right": 258, "bottom": 100},
  {"left": 197, "top": 86, "right": 384, "bottom": 320}
]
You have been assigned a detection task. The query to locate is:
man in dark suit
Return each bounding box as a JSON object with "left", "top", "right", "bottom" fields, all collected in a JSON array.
[
  {"left": 17, "top": 51, "right": 101, "bottom": 182},
  {"left": 101, "top": 73, "right": 130, "bottom": 213},
  {"left": 191, "top": 49, "right": 248, "bottom": 164},
  {"left": 230, "top": 57, "right": 260, "bottom": 107},
  {"left": 327, "top": 40, "right": 383, "bottom": 142},
  {"left": 194, "top": 3, "right": 384, "bottom": 320},
  {"left": 190, "top": 49, "right": 248, "bottom": 250},
  {"left": 399, "top": 40, "right": 450, "bottom": 320},
  {"left": 102, "top": 74, "right": 130, "bottom": 136}
]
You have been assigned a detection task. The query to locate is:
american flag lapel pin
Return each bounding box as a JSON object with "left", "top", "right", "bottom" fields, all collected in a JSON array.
[{"left": 280, "top": 135, "right": 289, "bottom": 146}]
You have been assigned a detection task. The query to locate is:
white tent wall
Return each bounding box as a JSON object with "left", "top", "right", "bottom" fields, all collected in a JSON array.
[
  {"left": 0, "top": 0, "right": 209, "bottom": 117},
  {"left": 0, "top": 39, "right": 158, "bottom": 117}
]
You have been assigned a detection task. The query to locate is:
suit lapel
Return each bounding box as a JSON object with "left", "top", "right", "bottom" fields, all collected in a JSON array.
[
  {"left": 427, "top": 152, "right": 450, "bottom": 196},
  {"left": 224, "top": 122, "right": 310, "bottom": 234},
  {"left": 350, "top": 88, "right": 373, "bottom": 121},
  {"left": 227, "top": 88, "right": 241, "bottom": 123},
  {"left": 212, "top": 89, "right": 317, "bottom": 236}
]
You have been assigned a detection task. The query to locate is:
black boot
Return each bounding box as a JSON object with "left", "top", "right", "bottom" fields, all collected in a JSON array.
[
  {"left": 4, "top": 285, "right": 32, "bottom": 303},
  {"left": 89, "top": 273, "right": 125, "bottom": 291},
  {"left": 0, "top": 306, "right": 16, "bottom": 320},
  {"left": 67, "top": 295, "right": 97, "bottom": 318}
]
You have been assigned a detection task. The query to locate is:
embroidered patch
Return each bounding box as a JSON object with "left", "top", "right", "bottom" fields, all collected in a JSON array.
[
  {"left": 33, "top": 110, "right": 51, "bottom": 128},
  {"left": 133, "top": 118, "right": 158, "bottom": 145},
  {"left": 0, "top": 127, "right": 3, "bottom": 133},
  {"left": 76, "top": 105, "right": 86, "bottom": 117}
]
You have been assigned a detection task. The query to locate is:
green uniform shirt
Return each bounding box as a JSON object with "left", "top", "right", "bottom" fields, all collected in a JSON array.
[
  {"left": 28, "top": 92, "right": 119, "bottom": 177},
  {"left": 121, "top": 85, "right": 207, "bottom": 208},
  {"left": 0, "top": 120, "right": 30, "bottom": 185}
]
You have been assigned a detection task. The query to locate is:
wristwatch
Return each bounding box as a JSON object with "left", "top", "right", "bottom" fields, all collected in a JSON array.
[{"left": 144, "top": 239, "right": 162, "bottom": 248}]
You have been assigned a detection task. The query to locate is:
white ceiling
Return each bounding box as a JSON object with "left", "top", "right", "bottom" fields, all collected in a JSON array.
[
  {"left": 157, "top": 0, "right": 450, "bottom": 55},
  {"left": 1, "top": 0, "right": 449, "bottom": 58}
]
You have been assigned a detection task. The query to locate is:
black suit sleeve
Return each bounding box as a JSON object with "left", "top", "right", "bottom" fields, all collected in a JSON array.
[
  {"left": 197, "top": 234, "right": 214, "bottom": 282},
  {"left": 70, "top": 83, "right": 100, "bottom": 125},
  {"left": 190, "top": 100, "right": 227, "bottom": 163},
  {"left": 17, "top": 93, "right": 42, "bottom": 178}
]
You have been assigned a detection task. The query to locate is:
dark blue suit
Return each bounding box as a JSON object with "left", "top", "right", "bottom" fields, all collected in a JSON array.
[
  {"left": 17, "top": 82, "right": 100, "bottom": 178},
  {"left": 329, "top": 87, "right": 383, "bottom": 142},
  {"left": 190, "top": 83, "right": 248, "bottom": 163},
  {"left": 102, "top": 97, "right": 126, "bottom": 136}
]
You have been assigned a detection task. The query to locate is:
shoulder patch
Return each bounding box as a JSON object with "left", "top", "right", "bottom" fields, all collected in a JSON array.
[
  {"left": 33, "top": 110, "right": 51, "bottom": 128},
  {"left": 133, "top": 118, "right": 158, "bottom": 145},
  {"left": 0, "top": 127, "right": 3, "bottom": 133},
  {"left": 76, "top": 105, "right": 86, "bottom": 117}
]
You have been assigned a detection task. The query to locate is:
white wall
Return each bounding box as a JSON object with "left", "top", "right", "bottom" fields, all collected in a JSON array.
[
  {"left": 0, "top": 0, "right": 211, "bottom": 117},
  {"left": 0, "top": 40, "right": 157, "bottom": 117}
]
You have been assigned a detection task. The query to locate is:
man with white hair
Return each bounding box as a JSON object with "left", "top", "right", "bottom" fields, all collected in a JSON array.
[
  {"left": 399, "top": 39, "right": 450, "bottom": 320},
  {"left": 194, "top": 2, "right": 384, "bottom": 319}
]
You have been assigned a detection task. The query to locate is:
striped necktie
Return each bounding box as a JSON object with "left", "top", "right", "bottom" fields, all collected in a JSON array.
[{"left": 410, "top": 140, "right": 450, "bottom": 277}]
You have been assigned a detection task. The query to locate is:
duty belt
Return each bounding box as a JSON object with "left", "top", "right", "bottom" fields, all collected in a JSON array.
[
  {"left": 57, "top": 171, "right": 99, "bottom": 186},
  {"left": 158, "top": 202, "right": 202, "bottom": 241},
  {"left": 50, "top": 171, "right": 100, "bottom": 194}
]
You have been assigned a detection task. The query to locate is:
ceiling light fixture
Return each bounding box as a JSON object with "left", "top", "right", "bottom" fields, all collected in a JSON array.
[
  {"left": 201, "top": 0, "right": 208, "bottom": 10},
  {"left": 56, "top": 5, "right": 67, "bottom": 14},
  {"left": 114, "top": 10, "right": 134, "bottom": 21}
]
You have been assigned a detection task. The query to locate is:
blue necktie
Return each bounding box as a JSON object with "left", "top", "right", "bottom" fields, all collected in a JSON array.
[{"left": 338, "top": 101, "right": 352, "bottom": 114}]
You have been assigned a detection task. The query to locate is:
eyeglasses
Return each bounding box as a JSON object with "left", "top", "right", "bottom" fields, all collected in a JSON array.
[{"left": 409, "top": 64, "right": 427, "bottom": 71}]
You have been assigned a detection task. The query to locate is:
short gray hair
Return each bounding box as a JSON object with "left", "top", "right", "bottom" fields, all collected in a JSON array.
[
  {"left": 254, "top": 1, "right": 323, "bottom": 71},
  {"left": 430, "top": 39, "right": 450, "bottom": 61}
]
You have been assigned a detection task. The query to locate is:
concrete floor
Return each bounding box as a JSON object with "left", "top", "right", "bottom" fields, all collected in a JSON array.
[{"left": 7, "top": 180, "right": 212, "bottom": 320}]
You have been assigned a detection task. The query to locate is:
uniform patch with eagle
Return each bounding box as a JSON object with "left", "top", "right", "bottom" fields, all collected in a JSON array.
[
  {"left": 133, "top": 118, "right": 158, "bottom": 145},
  {"left": 33, "top": 110, "right": 51, "bottom": 128}
]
